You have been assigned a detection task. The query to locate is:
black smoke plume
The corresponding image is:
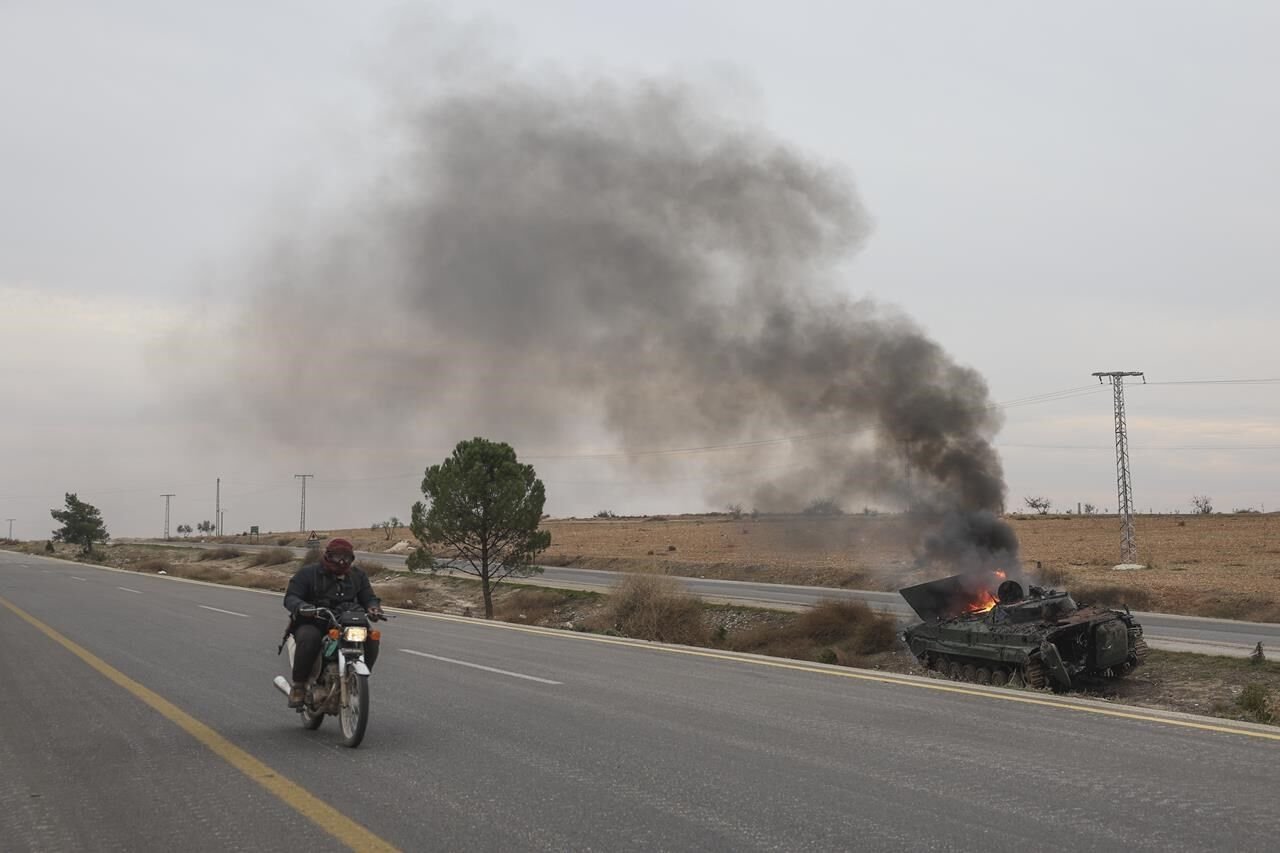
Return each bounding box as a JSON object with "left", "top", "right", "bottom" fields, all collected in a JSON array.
[{"left": 211, "top": 68, "right": 1017, "bottom": 568}]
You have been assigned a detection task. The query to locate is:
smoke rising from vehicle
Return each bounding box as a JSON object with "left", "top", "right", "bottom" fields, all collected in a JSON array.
[{"left": 208, "top": 66, "right": 1017, "bottom": 568}]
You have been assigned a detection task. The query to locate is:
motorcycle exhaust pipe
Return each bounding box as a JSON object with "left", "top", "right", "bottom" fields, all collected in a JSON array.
[{"left": 272, "top": 675, "right": 292, "bottom": 696}]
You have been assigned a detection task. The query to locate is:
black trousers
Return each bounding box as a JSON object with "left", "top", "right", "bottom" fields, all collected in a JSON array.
[{"left": 292, "top": 623, "right": 380, "bottom": 683}]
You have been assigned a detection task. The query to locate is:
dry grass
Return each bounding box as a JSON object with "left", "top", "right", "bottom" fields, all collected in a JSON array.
[
  {"left": 198, "top": 546, "right": 242, "bottom": 562},
  {"left": 493, "top": 588, "right": 578, "bottom": 626},
  {"left": 136, "top": 558, "right": 173, "bottom": 574},
  {"left": 377, "top": 580, "right": 426, "bottom": 609},
  {"left": 597, "top": 573, "right": 709, "bottom": 645},
  {"left": 172, "top": 564, "right": 233, "bottom": 582},
  {"left": 727, "top": 599, "right": 899, "bottom": 665},
  {"left": 247, "top": 547, "right": 294, "bottom": 567}
]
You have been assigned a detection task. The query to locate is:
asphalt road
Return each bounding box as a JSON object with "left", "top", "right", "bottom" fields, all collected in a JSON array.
[
  {"left": 159, "top": 540, "right": 1280, "bottom": 658},
  {"left": 3, "top": 549, "right": 1279, "bottom": 852}
]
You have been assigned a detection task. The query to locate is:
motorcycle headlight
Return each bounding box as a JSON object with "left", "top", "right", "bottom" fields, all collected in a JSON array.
[{"left": 343, "top": 626, "right": 368, "bottom": 642}]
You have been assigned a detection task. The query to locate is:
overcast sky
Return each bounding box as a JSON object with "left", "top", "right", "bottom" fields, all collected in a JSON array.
[{"left": 3, "top": 1, "right": 1278, "bottom": 539}]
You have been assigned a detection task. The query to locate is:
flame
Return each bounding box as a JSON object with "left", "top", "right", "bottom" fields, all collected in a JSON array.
[
  {"left": 964, "top": 589, "right": 999, "bottom": 614},
  {"left": 994, "top": 570, "right": 1007, "bottom": 580}
]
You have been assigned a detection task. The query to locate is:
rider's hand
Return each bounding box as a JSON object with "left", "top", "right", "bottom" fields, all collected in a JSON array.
[
  {"left": 368, "top": 605, "right": 385, "bottom": 621},
  {"left": 294, "top": 604, "right": 317, "bottom": 617}
]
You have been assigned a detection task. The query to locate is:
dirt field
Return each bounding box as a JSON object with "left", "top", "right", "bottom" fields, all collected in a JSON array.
[{"left": 230, "top": 512, "right": 1280, "bottom": 621}]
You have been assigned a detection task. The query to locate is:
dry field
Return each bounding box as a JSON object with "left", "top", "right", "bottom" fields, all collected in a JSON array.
[
  {"left": 535, "top": 512, "right": 1280, "bottom": 621},
  {"left": 242, "top": 512, "right": 1280, "bottom": 621}
]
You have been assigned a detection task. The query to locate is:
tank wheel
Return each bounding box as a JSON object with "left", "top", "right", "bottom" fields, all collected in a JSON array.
[
  {"left": 1023, "top": 659, "right": 1047, "bottom": 690},
  {"left": 947, "top": 661, "right": 964, "bottom": 681},
  {"left": 961, "top": 664, "right": 976, "bottom": 683},
  {"left": 990, "top": 668, "right": 1009, "bottom": 687},
  {"left": 975, "top": 667, "right": 992, "bottom": 685}
]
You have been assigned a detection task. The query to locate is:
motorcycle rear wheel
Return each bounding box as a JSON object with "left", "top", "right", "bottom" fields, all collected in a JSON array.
[
  {"left": 339, "top": 672, "right": 369, "bottom": 748},
  {"left": 301, "top": 704, "right": 324, "bottom": 731}
]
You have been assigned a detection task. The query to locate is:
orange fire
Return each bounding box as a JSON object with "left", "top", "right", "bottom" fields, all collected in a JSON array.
[
  {"left": 961, "top": 569, "right": 1007, "bottom": 613},
  {"left": 964, "top": 589, "right": 999, "bottom": 613}
]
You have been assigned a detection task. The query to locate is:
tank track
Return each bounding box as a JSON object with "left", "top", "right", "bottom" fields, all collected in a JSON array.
[
  {"left": 1022, "top": 657, "right": 1047, "bottom": 690},
  {"left": 924, "top": 654, "right": 1032, "bottom": 689},
  {"left": 1131, "top": 628, "right": 1149, "bottom": 665}
]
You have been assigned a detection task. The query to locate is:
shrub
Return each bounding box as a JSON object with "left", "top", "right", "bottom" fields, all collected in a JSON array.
[
  {"left": 802, "top": 498, "right": 844, "bottom": 516},
  {"left": 1237, "top": 683, "right": 1273, "bottom": 723},
  {"left": 276, "top": 537, "right": 292, "bottom": 547},
  {"left": 602, "top": 574, "right": 708, "bottom": 645},
  {"left": 248, "top": 547, "right": 294, "bottom": 567},
  {"left": 728, "top": 599, "right": 899, "bottom": 663},
  {"left": 198, "top": 546, "right": 241, "bottom": 561},
  {"left": 176, "top": 564, "right": 233, "bottom": 582}
]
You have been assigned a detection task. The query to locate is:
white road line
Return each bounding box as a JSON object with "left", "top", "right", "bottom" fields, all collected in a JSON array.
[
  {"left": 399, "top": 649, "right": 563, "bottom": 685},
  {"left": 117, "top": 587, "right": 143, "bottom": 594},
  {"left": 198, "top": 604, "right": 250, "bottom": 618},
  {"left": 71, "top": 576, "right": 87, "bottom": 581}
]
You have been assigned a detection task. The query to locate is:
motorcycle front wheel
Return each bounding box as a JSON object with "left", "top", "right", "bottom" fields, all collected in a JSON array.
[{"left": 339, "top": 671, "right": 369, "bottom": 748}]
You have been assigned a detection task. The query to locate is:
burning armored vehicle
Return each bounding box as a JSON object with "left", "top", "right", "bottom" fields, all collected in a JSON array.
[{"left": 899, "top": 572, "right": 1147, "bottom": 690}]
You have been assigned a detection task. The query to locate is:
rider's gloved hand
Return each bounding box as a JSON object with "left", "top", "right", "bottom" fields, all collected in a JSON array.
[
  {"left": 294, "top": 604, "right": 317, "bottom": 618},
  {"left": 368, "top": 605, "right": 385, "bottom": 621}
]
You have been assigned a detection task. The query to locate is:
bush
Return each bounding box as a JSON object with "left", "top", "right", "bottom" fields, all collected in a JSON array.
[
  {"left": 198, "top": 547, "right": 241, "bottom": 562},
  {"left": 602, "top": 574, "right": 708, "bottom": 645},
  {"left": 276, "top": 537, "right": 292, "bottom": 546},
  {"left": 728, "top": 599, "right": 899, "bottom": 664},
  {"left": 1237, "top": 683, "right": 1273, "bottom": 723},
  {"left": 175, "top": 564, "right": 232, "bottom": 582},
  {"left": 248, "top": 547, "right": 294, "bottom": 567},
  {"left": 802, "top": 498, "right": 844, "bottom": 516}
]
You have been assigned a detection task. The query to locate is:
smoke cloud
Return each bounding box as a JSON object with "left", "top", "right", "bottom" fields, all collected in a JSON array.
[{"left": 206, "top": 65, "right": 1017, "bottom": 568}]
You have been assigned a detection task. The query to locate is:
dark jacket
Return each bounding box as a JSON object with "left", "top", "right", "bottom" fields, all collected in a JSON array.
[{"left": 284, "top": 562, "right": 380, "bottom": 619}]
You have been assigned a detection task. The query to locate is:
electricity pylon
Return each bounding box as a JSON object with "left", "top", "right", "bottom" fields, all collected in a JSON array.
[{"left": 1092, "top": 371, "right": 1144, "bottom": 563}]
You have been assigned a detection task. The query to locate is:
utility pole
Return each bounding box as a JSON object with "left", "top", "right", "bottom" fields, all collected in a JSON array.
[
  {"left": 215, "top": 477, "right": 221, "bottom": 537},
  {"left": 161, "top": 494, "right": 175, "bottom": 541},
  {"left": 1092, "top": 371, "right": 1145, "bottom": 563},
  {"left": 5, "top": 519, "right": 13, "bottom": 540},
  {"left": 220, "top": 509, "right": 227, "bottom": 536},
  {"left": 295, "top": 474, "right": 314, "bottom": 532}
]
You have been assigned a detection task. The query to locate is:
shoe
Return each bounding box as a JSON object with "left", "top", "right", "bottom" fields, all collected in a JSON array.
[{"left": 287, "top": 682, "right": 306, "bottom": 708}]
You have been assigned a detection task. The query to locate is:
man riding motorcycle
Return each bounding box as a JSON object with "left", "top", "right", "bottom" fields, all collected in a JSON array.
[{"left": 283, "top": 537, "right": 384, "bottom": 708}]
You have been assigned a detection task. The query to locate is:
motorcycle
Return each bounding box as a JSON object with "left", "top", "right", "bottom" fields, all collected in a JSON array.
[{"left": 272, "top": 604, "right": 386, "bottom": 748}]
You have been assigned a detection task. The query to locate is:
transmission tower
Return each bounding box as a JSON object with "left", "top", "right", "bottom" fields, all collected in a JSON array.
[
  {"left": 1091, "top": 371, "right": 1145, "bottom": 563},
  {"left": 161, "top": 494, "right": 175, "bottom": 540},
  {"left": 295, "top": 474, "right": 314, "bottom": 532}
]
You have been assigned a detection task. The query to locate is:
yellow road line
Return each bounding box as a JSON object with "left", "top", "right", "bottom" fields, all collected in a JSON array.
[
  {"left": 403, "top": 609, "right": 1280, "bottom": 743},
  {"left": 0, "top": 595, "right": 398, "bottom": 852}
]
